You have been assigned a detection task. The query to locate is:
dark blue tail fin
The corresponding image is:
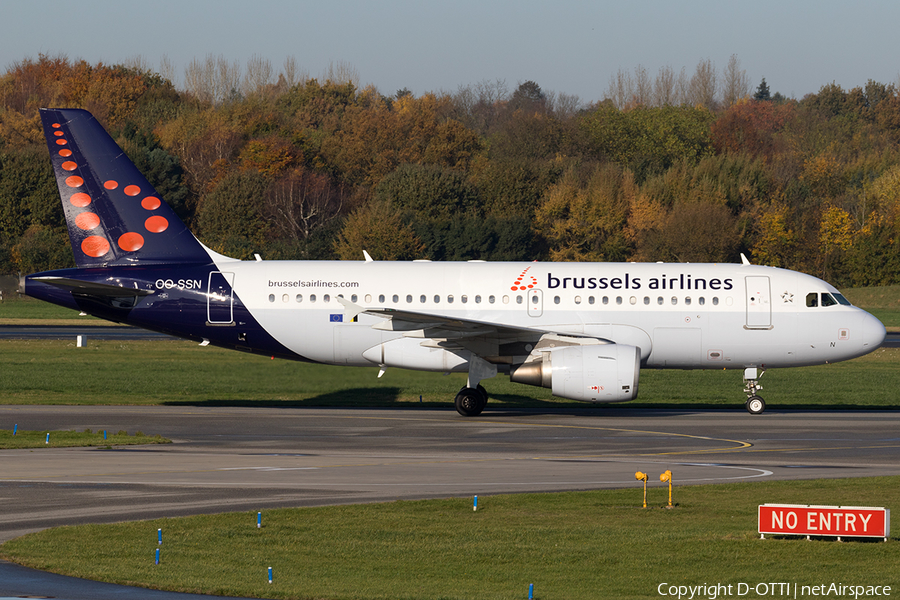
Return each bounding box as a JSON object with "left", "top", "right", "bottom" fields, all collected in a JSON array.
[{"left": 40, "top": 108, "right": 213, "bottom": 267}]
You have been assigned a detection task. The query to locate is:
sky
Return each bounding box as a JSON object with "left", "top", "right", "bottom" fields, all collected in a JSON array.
[{"left": 2, "top": 0, "right": 899, "bottom": 104}]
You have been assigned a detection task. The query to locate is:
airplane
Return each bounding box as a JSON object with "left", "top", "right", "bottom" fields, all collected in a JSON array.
[{"left": 22, "top": 108, "right": 887, "bottom": 416}]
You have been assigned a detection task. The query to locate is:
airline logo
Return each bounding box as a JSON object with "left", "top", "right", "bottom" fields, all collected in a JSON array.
[{"left": 511, "top": 267, "right": 538, "bottom": 291}]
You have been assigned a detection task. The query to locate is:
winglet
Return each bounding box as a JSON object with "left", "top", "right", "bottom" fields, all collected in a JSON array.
[{"left": 740, "top": 253, "right": 751, "bottom": 266}]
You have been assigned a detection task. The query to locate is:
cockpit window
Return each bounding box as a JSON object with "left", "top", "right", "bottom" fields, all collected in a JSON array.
[
  {"left": 807, "top": 292, "right": 851, "bottom": 308},
  {"left": 833, "top": 293, "right": 851, "bottom": 306}
]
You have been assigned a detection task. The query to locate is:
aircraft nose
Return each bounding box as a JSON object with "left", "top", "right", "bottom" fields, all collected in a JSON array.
[{"left": 860, "top": 311, "right": 886, "bottom": 350}]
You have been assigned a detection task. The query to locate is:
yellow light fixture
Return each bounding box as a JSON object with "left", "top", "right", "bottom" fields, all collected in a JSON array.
[
  {"left": 635, "top": 471, "right": 648, "bottom": 508},
  {"left": 660, "top": 470, "right": 673, "bottom": 507}
]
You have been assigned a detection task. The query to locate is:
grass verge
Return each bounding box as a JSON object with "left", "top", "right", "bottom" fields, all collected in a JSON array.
[
  {"left": 2, "top": 477, "right": 897, "bottom": 600},
  {"left": 0, "top": 429, "right": 169, "bottom": 449},
  {"left": 0, "top": 339, "right": 898, "bottom": 410}
]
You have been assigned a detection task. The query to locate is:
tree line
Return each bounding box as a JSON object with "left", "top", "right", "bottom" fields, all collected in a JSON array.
[{"left": 2, "top": 54, "right": 900, "bottom": 288}]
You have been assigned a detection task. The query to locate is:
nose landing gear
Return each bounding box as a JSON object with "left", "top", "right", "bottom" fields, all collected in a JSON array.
[{"left": 743, "top": 367, "right": 766, "bottom": 414}]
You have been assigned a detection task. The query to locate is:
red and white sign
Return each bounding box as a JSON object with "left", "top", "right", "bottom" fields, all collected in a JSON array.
[{"left": 759, "top": 504, "right": 890, "bottom": 539}]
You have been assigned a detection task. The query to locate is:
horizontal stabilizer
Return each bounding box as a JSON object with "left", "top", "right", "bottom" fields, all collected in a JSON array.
[{"left": 30, "top": 276, "right": 153, "bottom": 297}]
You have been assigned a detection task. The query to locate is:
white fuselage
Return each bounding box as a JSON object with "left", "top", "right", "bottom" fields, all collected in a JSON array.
[{"left": 213, "top": 260, "right": 884, "bottom": 371}]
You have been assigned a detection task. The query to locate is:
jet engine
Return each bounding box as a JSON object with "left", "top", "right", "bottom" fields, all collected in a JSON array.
[{"left": 509, "top": 343, "right": 640, "bottom": 402}]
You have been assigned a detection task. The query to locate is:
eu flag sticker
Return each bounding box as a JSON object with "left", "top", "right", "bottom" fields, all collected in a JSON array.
[{"left": 329, "top": 314, "right": 343, "bottom": 322}]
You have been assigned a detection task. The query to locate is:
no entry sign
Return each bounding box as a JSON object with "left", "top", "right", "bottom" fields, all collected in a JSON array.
[{"left": 758, "top": 504, "right": 890, "bottom": 540}]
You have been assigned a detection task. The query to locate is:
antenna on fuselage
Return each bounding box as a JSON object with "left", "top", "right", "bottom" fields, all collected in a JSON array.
[
  {"left": 740, "top": 253, "right": 751, "bottom": 265},
  {"left": 363, "top": 250, "right": 374, "bottom": 262}
]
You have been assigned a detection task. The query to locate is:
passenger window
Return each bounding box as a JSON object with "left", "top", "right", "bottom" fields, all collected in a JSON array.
[
  {"left": 698, "top": 297, "right": 705, "bottom": 306},
  {"left": 806, "top": 293, "right": 818, "bottom": 308},
  {"left": 282, "top": 294, "right": 289, "bottom": 303},
  {"left": 643, "top": 296, "right": 650, "bottom": 305},
  {"left": 296, "top": 294, "right": 303, "bottom": 303},
  {"left": 461, "top": 295, "right": 468, "bottom": 304},
  {"left": 574, "top": 296, "right": 581, "bottom": 304},
  {"left": 448, "top": 295, "right": 454, "bottom": 304},
  {"left": 434, "top": 295, "right": 440, "bottom": 303},
  {"left": 489, "top": 295, "right": 496, "bottom": 304},
  {"left": 310, "top": 294, "right": 317, "bottom": 303},
  {"left": 671, "top": 297, "right": 677, "bottom": 305},
  {"left": 616, "top": 296, "right": 623, "bottom": 305},
  {"left": 406, "top": 294, "right": 412, "bottom": 303},
  {"left": 712, "top": 297, "right": 719, "bottom": 306},
  {"left": 323, "top": 294, "right": 330, "bottom": 303},
  {"left": 365, "top": 294, "right": 372, "bottom": 303},
  {"left": 268, "top": 294, "right": 275, "bottom": 303},
  {"left": 503, "top": 295, "right": 510, "bottom": 304},
  {"left": 516, "top": 295, "right": 523, "bottom": 304},
  {"left": 657, "top": 296, "right": 664, "bottom": 305},
  {"left": 603, "top": 296, "right": 609, "bottom": 305},
  {"left": 630, "top": 296, "right": 637, "bottom": 305},
  {"left": 392, "top": 294, "right": 399, "bottom": 303},
  {"left": 379, "top": 294, "right": 385, "bottom": 303},
  {"left": 351, "top": 294, "right": 358, "bottom": 303},
  {"left": 420, "top": 295, "right": 427, "bottom": 303},
  {"left": 475, "top": 295, "right": 482, "bottom": 303},
  {"left": 685, "top": 297, "right": 691, "bottom": 306},
  {"left": 589, "top": 296, "right": 595, "bottom": 305},
  {"left": 554, "top": 296, "right": 560, "bottom": 304}
]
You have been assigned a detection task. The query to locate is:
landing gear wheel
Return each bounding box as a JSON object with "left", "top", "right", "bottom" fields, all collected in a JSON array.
[
  {"left": 455, "top": 386, "right": 486, "bottom": 417},
  {"left": 746, "top": 395, "right": 766, "bottom": 415},
  {"left": 476, "top": 384, "right": 488, "bottom": 410}
]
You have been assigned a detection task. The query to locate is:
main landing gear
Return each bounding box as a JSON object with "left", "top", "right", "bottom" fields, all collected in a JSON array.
[
  {"left": 455, "top": 385, "right": 488, "bottom": 417},
  {"left": 743, "top": 367, "right": 766, "bottom": 415},
  {"left": 455, "top": 356, "right": 497, "bottom": 417}
]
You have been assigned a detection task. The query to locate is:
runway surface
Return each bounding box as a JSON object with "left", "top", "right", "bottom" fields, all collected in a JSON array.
[{"left": 2, "top": 405, "right": 899, "bottom": 598}]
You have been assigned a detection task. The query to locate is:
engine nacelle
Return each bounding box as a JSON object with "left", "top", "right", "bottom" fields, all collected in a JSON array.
[{"left": 509, "top": 344, "right": 640, "bottom": 403}]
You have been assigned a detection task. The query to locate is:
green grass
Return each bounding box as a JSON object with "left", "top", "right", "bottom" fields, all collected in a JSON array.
[
  {"left": 0, "top": 294, "right": 104, "bottom": 325},
  {"left": 0, "top": 339, "right": 898, "bottom": 410},
  {"left": 0, "top": 428, "right": 169, "bottom": 449},
  {"left": 2, "top": 477, "right": 897, "bottom": 600},
  {"left": 843, "top": 285, "right": 900, "bottom": 327}
]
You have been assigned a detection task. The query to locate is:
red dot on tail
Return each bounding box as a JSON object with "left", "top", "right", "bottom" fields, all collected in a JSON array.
[
  {"left": 53, "top": 131, "right": 64, "bottom": 137},
  {"left": 145, "top": 215, "right": 168, "bottom": 233},
  {"left": 510, "top": 286, "right": 518, "bottom": 291},
  {"left": 118, "top": 232, "right": 144, "bottom": 252},
  {"left": 141, "top": 196, "right": 161, "bottom": 210},
  {"left": 52, "top": 123, "right": 61, "bottom": 128},
  {"left": 65, "top": 176, "right": 83, "bottom": 188},
  {"left": 55, "top": 139, "right": 67, "bottom": 145},
  {"left": 124, "top": 185, "right": 140, "bottom": 196},
  {"left": 70, "top": 193, "right": 91, "bottom": 207},
  {"left": 75, "top": 212, "right": 100, "bottom": 230},
  {"left": 81, "top": 236, "right": 110, "bottom": 258},
  {"left": 104, "top": 180, "right": 118, "bottom": 190},
  {"left": 61, "top": 161, "right": 77, "bottom": 171},
  {"left": 59, "top": 149, "right": 72, "bottom": 157}
]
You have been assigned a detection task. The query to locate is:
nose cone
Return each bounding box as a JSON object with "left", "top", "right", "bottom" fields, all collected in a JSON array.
[{"left": 861, "top": 311, "right": 887, "bottom": 350}]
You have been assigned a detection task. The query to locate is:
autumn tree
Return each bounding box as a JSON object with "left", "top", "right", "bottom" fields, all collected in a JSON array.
[
  {"left": 334, "top": 200, "right": 425, "bottom": 261},
  {"left": 534, "top": 163, "right": 634, "bottom": 261},
  {"left": 196, "top": 170, "right": 270, "bottom": 258},
  {"left": 263, "top": 167, "right": 345, "bottom": 241}
]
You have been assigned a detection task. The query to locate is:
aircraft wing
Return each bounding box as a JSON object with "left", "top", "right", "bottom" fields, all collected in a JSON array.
[{"left": 339, "top": 298, "right": 610, "bottom": 362}]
